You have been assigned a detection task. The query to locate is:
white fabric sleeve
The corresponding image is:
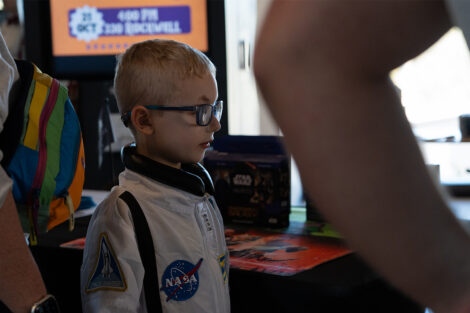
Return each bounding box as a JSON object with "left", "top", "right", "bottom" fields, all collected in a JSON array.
[
  {"left": 0, "top": 167, "right": 12, "bottom": 208},
  {"left": 446, "top": 0, "right": 470, "bottom": 47},
  {"left": 80, "top": 193, "right": 146, "bottom": 313},
  {"left": 0, "top": 30, "right": 18, "bottom": 208}
]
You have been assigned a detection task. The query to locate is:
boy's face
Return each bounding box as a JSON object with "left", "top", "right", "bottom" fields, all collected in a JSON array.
[{"left": 146, "top": 73, "right": 221, "bottom": 168}]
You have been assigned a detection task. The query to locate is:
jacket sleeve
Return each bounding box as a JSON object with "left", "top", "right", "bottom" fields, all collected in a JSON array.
[
  {"left": 0, "top": 31, "right": 17, "bottom": 208},
  {"left": 80, "top": 191, "right": 145, "bottom": 313}
]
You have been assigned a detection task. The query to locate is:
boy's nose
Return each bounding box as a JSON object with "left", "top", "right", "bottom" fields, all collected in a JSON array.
[{"left": 208, "top": 115, "right": 221, "bottom": 132}]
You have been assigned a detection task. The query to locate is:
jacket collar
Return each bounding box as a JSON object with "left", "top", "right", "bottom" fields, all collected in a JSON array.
[{"left": 121, "top": 144, "right": 214, "bottom": 197}]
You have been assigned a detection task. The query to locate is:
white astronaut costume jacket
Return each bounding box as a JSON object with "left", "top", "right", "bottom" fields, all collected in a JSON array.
[{"left": 80, "top": 145, "right": 230, "bottom": 313}]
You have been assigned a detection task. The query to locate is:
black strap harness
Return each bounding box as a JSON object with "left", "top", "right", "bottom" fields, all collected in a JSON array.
[{"left": 119, "top": 191, "right": 163, "bottom": 313}]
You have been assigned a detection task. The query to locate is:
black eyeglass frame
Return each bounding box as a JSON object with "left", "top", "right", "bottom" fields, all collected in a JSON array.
[{"left": 121, "top": 100, "right": 223, "bottom": 127}]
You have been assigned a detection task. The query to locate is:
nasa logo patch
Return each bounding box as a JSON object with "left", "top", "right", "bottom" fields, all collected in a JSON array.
[{"left": 160, "top": 259, "right": 203, "bottom": 302}]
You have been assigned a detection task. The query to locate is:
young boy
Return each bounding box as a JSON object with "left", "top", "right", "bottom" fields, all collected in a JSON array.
[{"left": 80, "top": 39, "right": 230, "bottom": 313}]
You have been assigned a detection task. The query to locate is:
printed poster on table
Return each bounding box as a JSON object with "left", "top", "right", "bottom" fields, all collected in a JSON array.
[{"left": 225, "top": 227, "right": 352, "bottom": 276}]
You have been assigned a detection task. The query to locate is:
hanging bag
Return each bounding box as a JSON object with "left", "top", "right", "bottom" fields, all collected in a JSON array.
[{"left": 0, "top": 60, "right": 85, "bottom": 244}]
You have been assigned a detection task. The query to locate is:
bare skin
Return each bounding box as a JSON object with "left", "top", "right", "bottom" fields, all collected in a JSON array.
[
  {"left": 254, "top": 1, "right": 470, "bottom": 312},
  {"left": 0, "top": 192, "right": 47, "bottom": 313}
]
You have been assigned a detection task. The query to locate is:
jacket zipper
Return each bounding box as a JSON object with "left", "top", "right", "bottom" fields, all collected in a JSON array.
[{"left": 202, "top": 195, "right": 229, "bottom": 313}]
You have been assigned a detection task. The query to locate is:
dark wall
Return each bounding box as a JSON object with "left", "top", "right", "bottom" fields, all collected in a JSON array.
[{"left": 77, "top": 80, "right": 123, "bottom": 190}]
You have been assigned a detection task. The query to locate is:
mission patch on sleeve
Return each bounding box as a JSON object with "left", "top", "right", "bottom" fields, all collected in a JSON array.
[{"left": 86, "top": 232, "right": 127, "bottom": 293}]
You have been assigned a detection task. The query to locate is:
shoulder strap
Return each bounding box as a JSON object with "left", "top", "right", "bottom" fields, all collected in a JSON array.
[{"left": 119, "top": 191, "right": 163, "bottom": 313}]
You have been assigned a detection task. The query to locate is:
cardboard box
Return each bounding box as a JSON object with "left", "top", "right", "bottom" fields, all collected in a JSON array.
[{"left": 204, "top": 136, "right": 290, "bottom": 228}]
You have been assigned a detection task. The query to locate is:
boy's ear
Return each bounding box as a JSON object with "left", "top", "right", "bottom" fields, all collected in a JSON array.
[{"left": 131, "top": 106, "right": 154, "bottom": 135}]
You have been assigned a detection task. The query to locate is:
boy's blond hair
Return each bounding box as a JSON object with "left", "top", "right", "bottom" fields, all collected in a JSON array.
[{"left": 114, "top": 39, "right": 216, "bottom": 117}]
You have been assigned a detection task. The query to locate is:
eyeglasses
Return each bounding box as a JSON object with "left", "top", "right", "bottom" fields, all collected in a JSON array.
[{"left": 121, "top": 100, "right": 223, "bottom": 127}]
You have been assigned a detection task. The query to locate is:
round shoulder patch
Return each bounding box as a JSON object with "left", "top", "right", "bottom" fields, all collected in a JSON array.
[{"left": 160, "top": 258, "right": 203, "bottom": 302}]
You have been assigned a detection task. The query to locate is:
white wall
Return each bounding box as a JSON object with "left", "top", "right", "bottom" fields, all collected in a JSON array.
[{"left": 225, "top": 0, "right": 279, "bottom": 135}]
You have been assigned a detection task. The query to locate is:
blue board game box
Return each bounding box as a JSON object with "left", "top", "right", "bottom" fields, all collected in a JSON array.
[{"left": 204, "top": 136, "right": 290, "bottom": 228}]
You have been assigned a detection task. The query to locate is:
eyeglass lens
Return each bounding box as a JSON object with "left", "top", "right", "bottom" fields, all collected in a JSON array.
[
  {"left": 197, "top": 101, "right": 223, "bottom": 126},
  {"left": 198, "top": 105, "right": 213, "bottom": 126},
  {"left": 214, "top": 101, "right": 223, "bottom": 121}
]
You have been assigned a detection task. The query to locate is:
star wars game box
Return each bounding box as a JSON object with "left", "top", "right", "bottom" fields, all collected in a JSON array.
[{"left": 203, "top": 136, "right": 290, "bottom": 228}]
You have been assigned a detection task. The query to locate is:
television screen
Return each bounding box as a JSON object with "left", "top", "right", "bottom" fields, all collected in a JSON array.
[
  {"left": 50, "top": 0, "right": 208, "bottom": 57},
  {"left": 24, "top": 0, "right": 211, "bottom": 79}
]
